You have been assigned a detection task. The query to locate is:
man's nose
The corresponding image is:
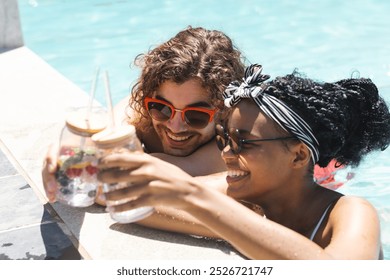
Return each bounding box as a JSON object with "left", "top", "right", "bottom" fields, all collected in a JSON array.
[{"left": 166, "top": 111, "right": 187, "bottom": 132}]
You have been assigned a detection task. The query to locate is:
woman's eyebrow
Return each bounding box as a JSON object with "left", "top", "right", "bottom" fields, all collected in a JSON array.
[{"left": 155, "top": 94, "right": 212, "bottom": 108}]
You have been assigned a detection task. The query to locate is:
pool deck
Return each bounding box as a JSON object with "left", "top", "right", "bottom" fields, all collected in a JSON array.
[{"left": 0, "top": 46, "right": 244, "bottom": 260}]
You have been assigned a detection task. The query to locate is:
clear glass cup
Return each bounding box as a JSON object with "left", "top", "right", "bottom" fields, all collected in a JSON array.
[
  {"left": 55, "top": 107, "right": 107, "bottom": 207},
  {"left": 92, "top": 125, "right": 154, "bottom": 223}
]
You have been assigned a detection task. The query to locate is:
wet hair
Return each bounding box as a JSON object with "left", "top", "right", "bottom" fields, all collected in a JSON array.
[
  {"left": 127, "top": 26, "right": 245, "bottom": 133},
  {"left": 264, "top": 73, "right": 390, "bottom": 167}
]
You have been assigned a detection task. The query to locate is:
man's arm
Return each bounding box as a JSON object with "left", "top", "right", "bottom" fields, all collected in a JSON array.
[{"left": 151, "top": 140, "right": 227, "bottom": 177}]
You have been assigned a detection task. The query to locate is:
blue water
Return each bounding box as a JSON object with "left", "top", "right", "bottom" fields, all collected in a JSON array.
[{"left": 18, "top": 0, "right": 390, "bottom": 259}]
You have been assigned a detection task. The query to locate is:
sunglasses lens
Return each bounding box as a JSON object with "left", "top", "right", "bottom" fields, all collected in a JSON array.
[
  {"left": 147, "top": 102, "right": 172, "bottom": 121},
  {"left": 230, "top": 129, "right": 241, "bottom": 154},
  {"left": 215, "top": 135, "right": 226, "bottom": 151},
  {"left": 184, "top": 111, "right": 211, "bottom": 129},
  {"left": 215, "top": 125, "right": 226, "bottom": 151}
]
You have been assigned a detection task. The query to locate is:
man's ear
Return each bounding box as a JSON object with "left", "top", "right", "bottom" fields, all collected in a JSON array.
[{"left": 290, "top": 142, "right": 311, "bottom": 168}]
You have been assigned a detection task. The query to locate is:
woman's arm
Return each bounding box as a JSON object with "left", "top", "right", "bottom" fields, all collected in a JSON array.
[
  {"left": 98, "top": 153, "right": 382, "bottom": 260},
  {"left": 97, "top": 152, "right": 319, "bottom": 259},
  {"left": 180, "top": 192, "right": 381, "bottom": 259}
]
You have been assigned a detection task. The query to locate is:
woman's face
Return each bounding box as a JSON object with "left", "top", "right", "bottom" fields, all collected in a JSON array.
[
  {"left": 150, "top": 79, "right": 216, "bottom": 156},
  {"left": 221, "top": 100, "right": 296, "bottom": 200}
]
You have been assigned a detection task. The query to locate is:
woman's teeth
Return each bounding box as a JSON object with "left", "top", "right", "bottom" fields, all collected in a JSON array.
[{"left": 227, "top": 170, "right": 249, "bottom": 178}]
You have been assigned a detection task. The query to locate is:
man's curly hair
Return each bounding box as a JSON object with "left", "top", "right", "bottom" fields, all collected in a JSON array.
[
  {"left": 265, "top": 73, "right": 390, "bottom": 168},
  {"left": 127, "top": 26, "right": 245, "bottom": 134}
]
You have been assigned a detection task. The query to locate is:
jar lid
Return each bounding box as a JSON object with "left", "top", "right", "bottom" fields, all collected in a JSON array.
[
  {"left": 92, "top": 125, "right": 137, "bottom": 148},
  {"left": 66, "top": 109, "right": 107, "bottom": 136}
]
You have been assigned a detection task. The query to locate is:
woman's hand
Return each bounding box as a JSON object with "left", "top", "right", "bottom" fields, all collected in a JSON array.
[
  {"left": 97, "top": 152, "right": 202, "bottom": 212},
  {"left": 96, "top": 152, "right": 226, "bottom": 239}
]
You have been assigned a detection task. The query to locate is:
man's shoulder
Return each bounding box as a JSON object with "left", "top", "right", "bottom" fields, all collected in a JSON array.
[{"left": 114, "top": 97, "right": 131, "bottom": 125}]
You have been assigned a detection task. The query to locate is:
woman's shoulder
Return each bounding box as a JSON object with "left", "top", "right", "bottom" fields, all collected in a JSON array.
[
  {"left": 334, "top": 195, "right": 376, "bottom": 210},
  {"left": 330, "top": 195, "right": 380, "bottom": 226},
  {"left": 325, "top": 195, "right": 382, "bottom": 259}
]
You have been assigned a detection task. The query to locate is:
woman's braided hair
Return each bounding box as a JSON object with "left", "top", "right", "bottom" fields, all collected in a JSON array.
[
  {"left": 265, "top": 73, "right": 390, "bottom": 167},
  {"left": 128, "top": 26, "right": 245, "bottom": 133}
]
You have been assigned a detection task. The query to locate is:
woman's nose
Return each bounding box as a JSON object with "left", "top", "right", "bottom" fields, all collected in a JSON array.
[{"left": 221, "top": 143, "right": 237, "bottom": 159}]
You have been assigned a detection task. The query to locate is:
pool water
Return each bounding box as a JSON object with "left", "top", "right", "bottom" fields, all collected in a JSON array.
[{"left": 18, "top": 0, "right": 390, "bottom": 259}]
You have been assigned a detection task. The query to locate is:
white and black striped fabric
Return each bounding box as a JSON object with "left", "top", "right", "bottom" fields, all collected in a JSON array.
[{"left": 223, "top": 64, "right": 320, "bottom": 164}]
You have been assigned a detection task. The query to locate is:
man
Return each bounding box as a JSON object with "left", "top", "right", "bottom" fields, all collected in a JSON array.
[{"left": 42, "top": 26, "right": 246, "bottom": 201}]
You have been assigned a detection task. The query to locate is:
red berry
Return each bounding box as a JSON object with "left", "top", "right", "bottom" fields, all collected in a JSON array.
[
  {"left": 59, "top": 147, "right": 75, "bottom": 156},
  {"left": 66, "top": 168, "right": 82, "bottom": 178},
  {"left": 85, "top": 165, "right": 99, "bottom": 175}
]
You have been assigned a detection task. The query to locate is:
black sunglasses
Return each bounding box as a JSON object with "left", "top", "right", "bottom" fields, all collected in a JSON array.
[{"left": 215, "top": 124, "right": 296, "bottom": 154}]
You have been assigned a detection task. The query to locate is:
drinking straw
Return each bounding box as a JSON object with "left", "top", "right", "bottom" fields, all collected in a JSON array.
[
  {"left": 86, "top": 67, "right": 100, "bottom": 122},
  {"left": 79, "top": 67, "right": 100, "bottom": 151},
  {"left": 103, "top": 70, "right": 116, "bottom": 130}
]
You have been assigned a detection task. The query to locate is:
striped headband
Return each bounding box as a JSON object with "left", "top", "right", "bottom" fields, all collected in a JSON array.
[{"left": 223, "top": 64, "right": 320, "bottom": 164}]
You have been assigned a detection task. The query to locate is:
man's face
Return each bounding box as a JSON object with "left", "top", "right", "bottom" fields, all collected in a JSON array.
[{"left": 148, "top": 79, "right": 216, "bottom": 156}]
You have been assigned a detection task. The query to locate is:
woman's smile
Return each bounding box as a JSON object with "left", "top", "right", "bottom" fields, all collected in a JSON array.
[{"left": 226, "top": 169, "right": 249, "bottom": 184}]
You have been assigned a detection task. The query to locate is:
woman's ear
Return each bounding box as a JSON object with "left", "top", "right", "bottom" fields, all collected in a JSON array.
[{"left": 290, "top": 142, "right": 311, "bottom": 169}]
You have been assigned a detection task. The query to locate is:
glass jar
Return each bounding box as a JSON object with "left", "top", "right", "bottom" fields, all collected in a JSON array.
[
  {"left": 55, "top": 107, "right": 107, "bottom": 207},
  {"left": 92, "top": 125, "right": 155, "bottom": 223}
]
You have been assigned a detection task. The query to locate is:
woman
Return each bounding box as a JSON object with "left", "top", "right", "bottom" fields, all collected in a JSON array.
[{"left": 97, "top": 64, "right": 390, "bottom": 259}]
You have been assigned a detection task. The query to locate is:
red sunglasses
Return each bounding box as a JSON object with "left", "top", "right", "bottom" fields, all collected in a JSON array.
[{"left": 144, "top": 97, "right": 217, "bottom": 129}]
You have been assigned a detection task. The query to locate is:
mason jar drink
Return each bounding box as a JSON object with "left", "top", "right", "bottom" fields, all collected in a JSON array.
[
  {"left": 92, "top": 125, "right": 155, "bottom": 223},
  {"left": 55, "top": 107, "right": 106, "bottom": 207}
]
